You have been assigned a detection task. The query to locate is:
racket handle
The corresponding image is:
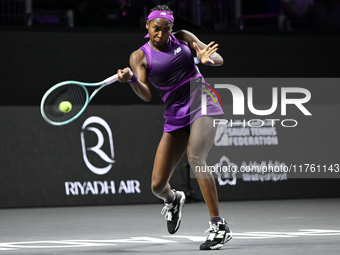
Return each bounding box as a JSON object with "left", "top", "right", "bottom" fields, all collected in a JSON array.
[{"left": 103, "top": 74, "right": 118, "bottom": 85}]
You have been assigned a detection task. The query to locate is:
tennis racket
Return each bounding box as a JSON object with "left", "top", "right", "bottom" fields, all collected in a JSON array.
[{"left": 40, "top": 73, "right": 118, "bottom": 126}]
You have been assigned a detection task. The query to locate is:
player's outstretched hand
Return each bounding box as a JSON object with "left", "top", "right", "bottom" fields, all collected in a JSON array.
[{"left": 193, "top": 41, "right": 218, "bottom": 65}]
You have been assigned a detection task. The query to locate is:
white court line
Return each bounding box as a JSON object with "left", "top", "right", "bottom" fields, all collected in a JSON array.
[
  {"left": 164, "top": 229, "right": 340, "bottom": 240},
  {"left": 0, "top": 240, "right": 116, "bottom": 250},
  {"left": 1, "top": 229, "right": 339, "bottom": 251}
]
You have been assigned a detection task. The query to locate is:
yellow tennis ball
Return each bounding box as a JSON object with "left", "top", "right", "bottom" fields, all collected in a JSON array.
[{"left": 59, "top": 101, "right": 72, "bottom": 113}]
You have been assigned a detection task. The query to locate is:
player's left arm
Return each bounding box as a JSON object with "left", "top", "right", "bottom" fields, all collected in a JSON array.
[{"left": 174, "top": 30, "right": 223, "bottom": 66}]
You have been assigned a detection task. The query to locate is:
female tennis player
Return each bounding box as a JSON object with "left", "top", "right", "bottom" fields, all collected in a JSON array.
[{"left": 117, "top": 4, "right": 232, "bottom": 250}]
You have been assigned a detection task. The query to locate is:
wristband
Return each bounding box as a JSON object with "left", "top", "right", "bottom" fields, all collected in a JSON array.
[{"left": 127, "top": 72, "right": 138, "bottom": 83}]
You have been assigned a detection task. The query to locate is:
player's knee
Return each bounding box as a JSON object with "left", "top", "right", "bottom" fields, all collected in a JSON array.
[
  {"left": 188, "top": 154, "right": 206, "bottom": 168},
  {"left": 151, "top": 179, "right": 166, "bottom": 195}
]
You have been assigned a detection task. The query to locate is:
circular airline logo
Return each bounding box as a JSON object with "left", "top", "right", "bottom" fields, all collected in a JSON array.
[{"left": 80, "top": 116, "right": 115, "bottom": 175}]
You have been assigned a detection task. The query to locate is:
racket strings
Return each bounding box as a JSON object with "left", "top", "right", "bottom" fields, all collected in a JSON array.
[{"left": 43, "top": 84, "right": 87, "bottom": 123}]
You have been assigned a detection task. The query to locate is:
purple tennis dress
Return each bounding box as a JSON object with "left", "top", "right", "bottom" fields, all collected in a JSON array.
[{"left": 140, "top": 33, "right": 224, "bottom": 132}]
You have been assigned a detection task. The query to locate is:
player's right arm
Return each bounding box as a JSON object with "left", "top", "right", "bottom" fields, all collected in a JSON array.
[{"left": 117, "top": 49, "right": 152, "bottom": 102}]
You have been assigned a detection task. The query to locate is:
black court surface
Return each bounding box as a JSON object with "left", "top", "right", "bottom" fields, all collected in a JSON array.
[{"left": 1, "top": 198, "right": 339, "bottom": 255}]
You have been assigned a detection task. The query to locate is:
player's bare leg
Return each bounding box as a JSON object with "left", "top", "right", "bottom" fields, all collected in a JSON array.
[
  {"left": 151, "top": 128, "right": 189, "bottom": 234},
  {"left": 187, "top": 116, "right": 219, "bottom": 216},
  {"left": 187, "top": 116, "right": 233, "bottom": 250},
  {"left": 151, "top": 129, "right": 188, "bottom": 201}
]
